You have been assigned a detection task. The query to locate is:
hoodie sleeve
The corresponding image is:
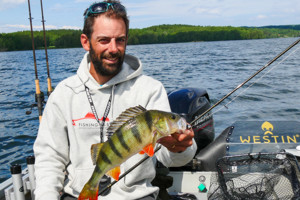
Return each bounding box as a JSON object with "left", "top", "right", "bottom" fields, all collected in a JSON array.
[
  {"left": 33, "top": 85, "right": 69, "bottom": 200},
  {"left": 142, "top": 77, "right": 197, "bottom": 167}
]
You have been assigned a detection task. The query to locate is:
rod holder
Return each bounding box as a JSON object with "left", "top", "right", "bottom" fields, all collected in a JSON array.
[
  {"left": 27, "top": 155, "right": 36, "bottom": 199},
  {"left": 10, "top": 164, "right": 25, "bottom": 200}
]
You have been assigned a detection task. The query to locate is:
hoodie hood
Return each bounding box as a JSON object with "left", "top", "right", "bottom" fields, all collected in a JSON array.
[{"left": 73, "top": 52, "right": 143, "bottom": 91}]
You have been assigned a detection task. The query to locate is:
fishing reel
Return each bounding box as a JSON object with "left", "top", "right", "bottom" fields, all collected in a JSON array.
[{"left": 25, "top": 91, "right": 46, "bottom": 115}]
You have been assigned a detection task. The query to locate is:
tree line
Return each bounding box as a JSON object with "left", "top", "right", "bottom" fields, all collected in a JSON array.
[{"left": 0, "top": 24, "right": 300, "bottom": 51}]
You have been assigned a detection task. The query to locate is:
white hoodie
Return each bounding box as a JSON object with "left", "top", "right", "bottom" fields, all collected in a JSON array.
[{"left": 33, "top": 52, "right": 197, "bottom": 200}]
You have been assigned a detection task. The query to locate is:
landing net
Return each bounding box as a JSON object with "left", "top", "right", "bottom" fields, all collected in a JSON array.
[{"left": 208, "top": 152, "right": 300, "bottom": 200}]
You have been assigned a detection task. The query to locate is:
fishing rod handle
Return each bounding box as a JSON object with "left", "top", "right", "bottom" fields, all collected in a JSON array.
[
  {"left": 47, "top": 77, "right": 53, "bottom": 95},
  {"left": 35, "top": 79, "right": 41, "bottom": 94}
]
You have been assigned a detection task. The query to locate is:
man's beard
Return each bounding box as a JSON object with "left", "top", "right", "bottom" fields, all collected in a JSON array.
[{"left": 89, "top": 44, "right": 124, "bottom": 77}]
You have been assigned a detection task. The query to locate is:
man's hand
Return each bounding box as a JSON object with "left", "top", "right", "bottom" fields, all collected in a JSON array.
[{"left": 157, "top": 128, "right": 194, "bottom": 153}]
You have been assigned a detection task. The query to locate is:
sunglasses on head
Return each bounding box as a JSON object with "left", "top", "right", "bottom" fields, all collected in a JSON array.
[{"left": 84, "top": 2, "right": 126, "bottom": 20}]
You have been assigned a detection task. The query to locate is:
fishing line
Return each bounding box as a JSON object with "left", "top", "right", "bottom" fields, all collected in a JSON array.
[
  {"left": 99, "top": 146, "right": 162, "bottom": 195},
  {"left": 210, "top": 43, "right": 300, "bottom": 118},
  {"left": 190, "top": 37, "right": 300, "bottom": 127},
  {"left": 99, "top": 37, "right": 300, "bottom": 195}
]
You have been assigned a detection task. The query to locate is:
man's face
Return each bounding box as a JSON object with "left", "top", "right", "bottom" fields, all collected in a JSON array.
[{"left": 89, "top": 15, "right": 127, "bottom": 77}]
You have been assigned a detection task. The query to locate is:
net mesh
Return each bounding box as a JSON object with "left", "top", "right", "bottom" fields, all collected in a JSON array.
[{"left": 208, "top": 153, "right": 300, "bottom": 200}]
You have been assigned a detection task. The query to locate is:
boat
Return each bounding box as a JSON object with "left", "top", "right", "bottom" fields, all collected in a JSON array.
[
  {"left": 2, "top": 1, "right": 298, "bottom": 198},
  {"left": 2, "top": 0, "right": 299, "bottom": 198},
  {"left": 1, "top": 87, "right": 300, "bottom": 200},
  {"left": 157, "top": 88, "right": 300, "bottom": 200}
]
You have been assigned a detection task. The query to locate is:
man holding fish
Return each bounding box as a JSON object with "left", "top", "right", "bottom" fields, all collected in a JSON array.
[{"left": 33, "top": 1, "right": 196, "bottom": 199}]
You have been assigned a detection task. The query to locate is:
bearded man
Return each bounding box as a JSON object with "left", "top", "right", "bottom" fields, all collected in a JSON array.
[{"left": 34, "top": 1, "right": 196, "bottom": 199}]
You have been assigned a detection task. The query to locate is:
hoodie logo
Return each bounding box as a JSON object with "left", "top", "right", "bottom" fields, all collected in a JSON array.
[{"left": 72, "top": 112, "right": 110, "bottom": 129}]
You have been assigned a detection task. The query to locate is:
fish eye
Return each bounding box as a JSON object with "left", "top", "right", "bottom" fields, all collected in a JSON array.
[{"left": 171, "top": 114, "right": 176, "bottom": 120}]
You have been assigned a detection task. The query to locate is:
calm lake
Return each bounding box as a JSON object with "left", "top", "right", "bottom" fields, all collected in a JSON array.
[{"left": 0, "top": 37, "right": 300, "bottom": 182}]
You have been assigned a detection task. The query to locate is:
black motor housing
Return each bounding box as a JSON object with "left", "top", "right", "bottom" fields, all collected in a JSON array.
[
  {"left": 151, "top": 88, "right": 215, "bottom": 193},
  {"left": 168, "top": 88, "right": 215, "bottom": 156}
]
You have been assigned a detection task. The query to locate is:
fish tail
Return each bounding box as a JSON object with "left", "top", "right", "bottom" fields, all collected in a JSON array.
[{"left": 78, "top": 182, "right": 99, "bottom": 200}]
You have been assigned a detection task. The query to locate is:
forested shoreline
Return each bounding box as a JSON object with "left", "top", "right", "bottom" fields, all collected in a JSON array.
[{"left": 1, "top": 24, "right": 300, "bottom": 52}]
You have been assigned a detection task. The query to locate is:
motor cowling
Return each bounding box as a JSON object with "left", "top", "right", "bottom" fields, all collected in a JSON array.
[
  {"left": 168, "top": 88, "right": 215, "bottom": 156},
  {"left": 151, "top": 88, "right": 215, "bottom": 195}
]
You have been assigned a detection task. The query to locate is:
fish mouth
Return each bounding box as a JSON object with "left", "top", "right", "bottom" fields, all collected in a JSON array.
[{"left": 177, "top": 117, "right": 188, "bottom": 132}]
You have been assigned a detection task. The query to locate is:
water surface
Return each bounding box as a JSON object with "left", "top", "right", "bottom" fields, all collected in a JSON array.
[{"left": 0, "top": 38, "right": 299, "bottom": 182}]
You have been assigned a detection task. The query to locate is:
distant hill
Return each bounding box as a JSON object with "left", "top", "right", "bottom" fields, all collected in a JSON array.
[
  {"left": 259, "top": 25, "right": 300, "bottom": 30},
  {"left": 242, "top": 25, "right": 300, "bottom": 30},
  {"left": 1, "top": 24, "right": 300, "bottom": 51}
]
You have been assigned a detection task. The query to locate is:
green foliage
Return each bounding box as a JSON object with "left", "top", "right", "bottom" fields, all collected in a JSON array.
[
  {"left": 0, "top": 29, "right": 81, "bottom": 51},
  {"left": 259, "top": 25, "right": 300, "bottom": 30},
  {"left": 128, "top": 25, "right": 300, "bottom": 45},
  {"left": 1, "top": 25, "right": 300, "bottom": 51}
]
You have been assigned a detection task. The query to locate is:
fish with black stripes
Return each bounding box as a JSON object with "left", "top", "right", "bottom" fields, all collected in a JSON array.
[{"left": 78, "top": 105, "right": 189, "bottom": 200}]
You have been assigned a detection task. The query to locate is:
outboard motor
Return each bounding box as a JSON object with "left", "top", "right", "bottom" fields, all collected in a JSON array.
[
  {"left": 168, "top": 88, "right": 215, "bottom": 155},
  {"left": 151, "top": 88, "right": 215, "bottom": 198}
]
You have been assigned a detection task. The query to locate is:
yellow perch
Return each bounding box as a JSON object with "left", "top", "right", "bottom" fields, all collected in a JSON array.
[{"left": 78, "top": 105, "right": 188, "bottom": 200}]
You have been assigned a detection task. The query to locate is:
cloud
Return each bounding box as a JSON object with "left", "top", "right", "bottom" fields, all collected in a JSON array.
[
  {"left": 194, "top": 7, "right": 221, "bottom": 15},
  {"left": 5, "top": 24, "right": 57, "bottom": 30},
  {"left": 61, "top": 25, "right": 81, "bottom": 30},
  {"left": 2, "top": 0, "right": 300, "bottom": 33},
  {"left": 1, "top": 24, "right": 81, "bottom": 33},
  {"left": 256, "top": 15, "right": 267, "bottom": 20},
  {"left": 0, "top": 24, "right": 28, "bottom": 33},
  {"left": 6, "top": 24, "right": 29, "bottom": 29},
  {"left": 128, "top": 0, "right": 300, "bottom": 27},
  {"left": 1, "top": 0, "right": 25, "bottom": 3}
]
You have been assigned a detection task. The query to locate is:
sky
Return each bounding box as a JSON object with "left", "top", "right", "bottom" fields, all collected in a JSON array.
[{"left": 0, "top": 0, "right": 300, "bottom": 33}]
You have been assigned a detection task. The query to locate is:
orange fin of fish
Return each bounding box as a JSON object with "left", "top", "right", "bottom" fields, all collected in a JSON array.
[
  {"left": 78, "top": 183, "right": 98, "bottom": 200},
  {"left": 91, "top": 143, "right": 104, "bottom": 165},
  {"left": 106, "top": 166, "right": 121, "bottom": 181},
  {"left": 139, "top": 144, "right": 154, "bottom": 157},
  {"left": 139, "top": 151, "right": 145, "bottom": 155}
]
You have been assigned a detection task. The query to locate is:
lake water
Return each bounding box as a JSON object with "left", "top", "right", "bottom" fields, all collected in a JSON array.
[{"left": 0, "top": 37, "right": 300, "bottom": 182}]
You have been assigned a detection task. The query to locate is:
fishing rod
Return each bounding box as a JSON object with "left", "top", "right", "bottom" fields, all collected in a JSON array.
[
  {"left": 40, "top": 0, "right": 53, "bottom": 96},
  {"left": 99, "top": 37, "right": 300, "bottom": 195},
  {"left": 190, "top": 37, "right": 300, "bottom": 126},
  {"left": 27, "top": 0, "right": 44, "bottom": 122},
  {"left": 99, "top": 147, "right": 162, "bottom": 195}
]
